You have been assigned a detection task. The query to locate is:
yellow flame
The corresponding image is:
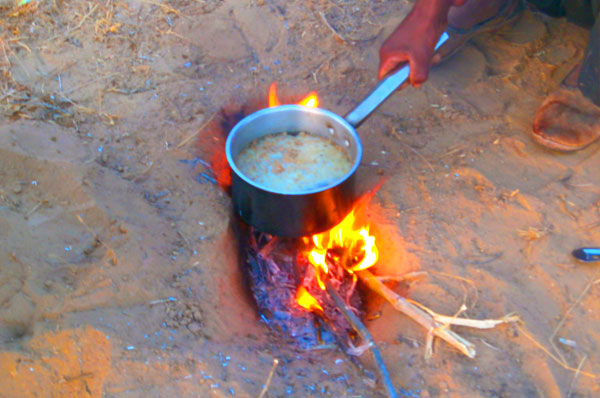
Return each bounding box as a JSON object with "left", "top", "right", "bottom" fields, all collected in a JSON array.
[
  {"left": 298, "top": 93, "right": 319, "bottom": 108},
  {"left": 351, "top": 229, "right": 378, "bottom": 271},
  {"left": 296, "top": 286, "right": 323, "bottom": 312},
  {"left": 305, "top": 209, "right": 378, "bottom": 290},
  {"left": 268, "top": 83, "right": 319, "bottom": 108}
]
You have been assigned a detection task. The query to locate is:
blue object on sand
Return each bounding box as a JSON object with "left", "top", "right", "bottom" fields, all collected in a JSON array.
[{"left": 572, "top": 247, "right": 600, "bottom": 262}]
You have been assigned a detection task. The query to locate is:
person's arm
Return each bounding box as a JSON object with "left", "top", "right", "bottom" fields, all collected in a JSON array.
[{"left": 378, "top": 0, "right": 466, "bottom": 86}]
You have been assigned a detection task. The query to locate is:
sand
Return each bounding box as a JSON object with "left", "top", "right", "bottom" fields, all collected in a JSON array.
[{"left": 0, "top": 1, "right": 599, "bottom": 397}]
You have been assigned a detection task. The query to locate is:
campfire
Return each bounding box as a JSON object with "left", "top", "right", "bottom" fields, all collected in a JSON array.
[{"left": 207, "top": 83, "right": 519, "bottom": 398}]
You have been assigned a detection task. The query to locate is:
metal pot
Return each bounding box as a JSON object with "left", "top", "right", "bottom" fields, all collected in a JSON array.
[{"left": 226, "top": 33, "right": 449, "bottom": 238}]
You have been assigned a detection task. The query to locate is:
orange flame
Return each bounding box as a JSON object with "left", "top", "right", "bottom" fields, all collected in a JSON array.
[
  {"left": 267, "top": 81, "right": 373, "bottom": 312},
  {"left": 296, "top": 286, "right": 324, "bottom": 312},
  {"left": 268, "top": 82, "right": 319, "bottom": 108},
  {"left": 268, "top": 82, "right": 281, "bottom": 107},
  {"left": 305, "top": 209, "right": 378, "bottom": 291}
]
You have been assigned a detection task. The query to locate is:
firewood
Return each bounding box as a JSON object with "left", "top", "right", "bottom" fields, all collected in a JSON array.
[
  {"left": 324, "top": 279, "right": 398, "bottom": 398},
  {"left": 357, "top": 270, "right": 478, "bottom": 358}
]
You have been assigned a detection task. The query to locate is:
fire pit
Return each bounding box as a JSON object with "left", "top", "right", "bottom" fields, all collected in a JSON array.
[{"left": 203, "top": 82, "right": 519, "bottom": 398}]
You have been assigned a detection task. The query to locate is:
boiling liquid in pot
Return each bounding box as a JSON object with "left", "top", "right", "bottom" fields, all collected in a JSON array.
[{"left": 235, "top": 131, "right": 352, "bottom": 193}]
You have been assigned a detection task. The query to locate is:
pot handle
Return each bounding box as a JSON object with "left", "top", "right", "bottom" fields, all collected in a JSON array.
[{"left": 344, "top": 32, "right": 449, "bottom": 128}]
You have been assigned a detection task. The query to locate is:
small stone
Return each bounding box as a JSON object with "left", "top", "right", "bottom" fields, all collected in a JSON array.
[
  {"left": 12, "top": 184, "right": 22, "bottom": 194},
  {"left": 193, "top": 310, "right": 202, "bottom": 322},
  {"left": 165, "top": 319, "right": 178, "bottom": 328},
  {"left": 187, "top": 321, "right": 203, "bottom": 336},
  {"left": 337, "top": 57, "right": 353, "bottom": 74}
]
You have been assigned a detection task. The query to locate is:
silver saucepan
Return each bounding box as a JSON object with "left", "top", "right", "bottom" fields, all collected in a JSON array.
[{"left": 226, "top": 33, "right": 449, "bottom": 238}]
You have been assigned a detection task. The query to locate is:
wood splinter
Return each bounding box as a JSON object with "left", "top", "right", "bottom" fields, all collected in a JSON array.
[{"left": 357, "top": 270, "right": 518, "bottom": 359}]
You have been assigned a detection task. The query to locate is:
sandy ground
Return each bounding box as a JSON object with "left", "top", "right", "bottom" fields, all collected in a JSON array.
[{"left": 1, "top": 1, "right": 599, "bottom": 397}]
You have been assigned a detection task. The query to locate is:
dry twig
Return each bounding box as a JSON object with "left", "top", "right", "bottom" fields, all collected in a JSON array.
[
  {"left": 76, "top": 214, "right": 117, "bottom": 266},
  {"left": 177, "top": 230, "right": 192, "bottom": 251},
  {"left": 549, "top": 278, "right": 599, "bottom": 367},
  {"left": 375, "top": 271, "right": 428, "bottom": 284},
  {"left": 568, "top": 355, "right": 587, "bottom": 398},
  {"left": 358, "top": 269, "right": 476, "bottom": 358},
  {"left": 428, "top": 270, "right": 480, "bottom": 313},
  {"left": 318, "top": 11, "right": 348, "bottom": 43},
  {"left": 324, "top": 279, "right": 397, "bottom": 398},
  {"left": 47, "top": 3, "right": 98, "bottom": 41},
  {"left": 516, "top": 324, "right": 599, "bottom": 379},
  {"left": 390, "top": 128, "right": 434, "bottom": 172},
  {"left": 258, "top": 358, "right": 279, "bottom": 398},
  {"left": 177, "top": 113, "right": 216, "bottom": 148},
  {"left": 24, "top": 201, "right": 43, "bottom": 219},
  {"left": 357, "top": 270, "right": 518, "bottom": 358},
  {"left": 139, "top": 0, "right": 182, "bottom": 16}
]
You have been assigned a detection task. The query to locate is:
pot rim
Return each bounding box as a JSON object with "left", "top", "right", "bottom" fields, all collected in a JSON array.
[{"left": 225, "top": 104, "right": 362, "bottom": 196}]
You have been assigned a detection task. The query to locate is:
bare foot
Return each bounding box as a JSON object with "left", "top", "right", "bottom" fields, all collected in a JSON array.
[{"left": 532, "top": 88, "right": 600, "bottom": 151}]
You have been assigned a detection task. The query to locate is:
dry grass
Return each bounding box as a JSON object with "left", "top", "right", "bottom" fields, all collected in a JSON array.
[
  {"left": 0, "top": 0, "right": 187, "bottom": 128},
  {"left": 517, "top": 226, "right": 546, "bottom": 241}
]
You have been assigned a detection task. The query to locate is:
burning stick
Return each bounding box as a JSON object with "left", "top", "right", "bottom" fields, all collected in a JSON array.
[
  {"left": 324, "top": 279, "right": 398, "bottom": 398},
  {"left": 357, "top": 270, "right": 518, "bottom": 358}
]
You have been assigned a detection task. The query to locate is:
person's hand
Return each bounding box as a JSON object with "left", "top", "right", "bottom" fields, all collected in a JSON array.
[{"left": 378, "top": 0, "right": 464, "bottom": 86}]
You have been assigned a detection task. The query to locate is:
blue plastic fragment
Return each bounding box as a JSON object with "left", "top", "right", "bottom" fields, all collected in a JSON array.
[{"left": 572, "top": 247, "right": 600, "bottom": 262}]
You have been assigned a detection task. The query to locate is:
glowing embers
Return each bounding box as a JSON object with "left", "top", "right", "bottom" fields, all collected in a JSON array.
[{"left": 295, "top": 286, "right": 323, "bottom": 313}]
